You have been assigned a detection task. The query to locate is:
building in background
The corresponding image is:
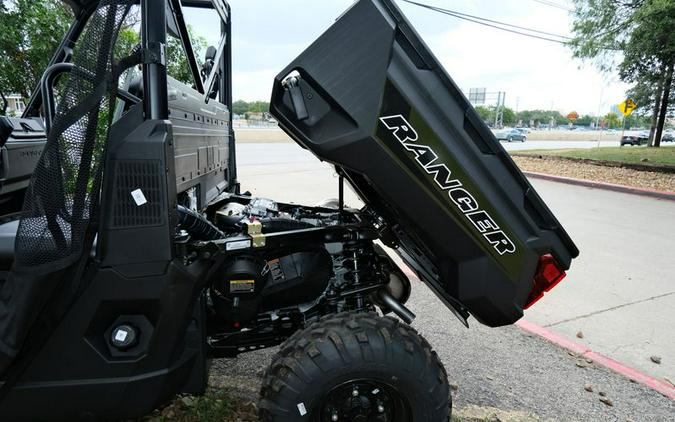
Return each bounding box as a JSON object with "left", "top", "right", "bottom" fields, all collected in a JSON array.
[{"left": 2, "top": 94, "right": 25, "bottom": 116}]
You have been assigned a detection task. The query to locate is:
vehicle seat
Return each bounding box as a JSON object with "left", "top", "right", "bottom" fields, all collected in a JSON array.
[{"left": 0, "top": 219, "right": 98, "bottom": 276}]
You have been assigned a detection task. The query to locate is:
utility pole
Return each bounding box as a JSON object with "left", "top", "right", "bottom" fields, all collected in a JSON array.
[
  {"left": 494, "top": 91, "right": 506, "bottom": 128},
  {"left": 595, "top": 83, "right": 605, "bottom": 130},
  {"left": 494, "top": 92, "right": 500, "bottom": 128},
  {"left": 515, "top": 96, "right": 520, "bottom": 126}
]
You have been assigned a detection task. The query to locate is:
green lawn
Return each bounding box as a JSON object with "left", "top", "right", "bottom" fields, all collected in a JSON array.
[{"left": 515, "top": 146, "right": 675, "bottom": 166}]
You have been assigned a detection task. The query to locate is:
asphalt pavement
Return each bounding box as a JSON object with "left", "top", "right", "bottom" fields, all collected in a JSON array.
[
  {"left": 213, "top": 285, "right": 675, "bottom": 421},
  {"left": 216, "top": 142, "right": 675, "bottom": 420}
]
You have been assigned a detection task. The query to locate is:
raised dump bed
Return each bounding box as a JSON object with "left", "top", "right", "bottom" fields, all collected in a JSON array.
[{"left": 271, "top": 0, "right": 579, "bottom": 327}]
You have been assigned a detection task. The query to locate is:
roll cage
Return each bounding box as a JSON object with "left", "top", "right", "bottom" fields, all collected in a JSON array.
[
  {"left": 23, "top": 0, "right": 233, "bottom": 122},
  {"left": 22, "top": 0, "right": 237, "bottom": 195}
]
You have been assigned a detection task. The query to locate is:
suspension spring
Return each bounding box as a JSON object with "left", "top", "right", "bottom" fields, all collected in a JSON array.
[{"left": 343, "top": 242, "right": 377, "bottom": 310}]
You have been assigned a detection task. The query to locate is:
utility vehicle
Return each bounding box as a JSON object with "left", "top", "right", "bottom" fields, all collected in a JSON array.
[{"left": 0, "top": 0, "right": 578, "bottom": 420}]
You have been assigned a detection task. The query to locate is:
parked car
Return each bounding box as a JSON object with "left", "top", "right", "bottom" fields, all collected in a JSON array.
[
  {"left": 620, "top": 132, "right": 649, "bottom": 146},
  {"left": 661, "top": 132, "right": 674, "bottom": 143},
  {"left": 516, "top": 127, "right": 531, "bottom": 134},
  {"left": 495, "top": 129, "right": 527, "bottom": 142}
]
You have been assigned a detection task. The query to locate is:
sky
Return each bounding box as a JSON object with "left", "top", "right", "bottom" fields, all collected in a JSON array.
[{"left": 184, "top": 0, "right": 630, "bottom": 116}]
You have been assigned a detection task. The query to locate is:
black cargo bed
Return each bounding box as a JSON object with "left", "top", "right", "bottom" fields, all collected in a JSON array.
[{"left": 270, "top": 0, "right": 578, "bottom": 326}]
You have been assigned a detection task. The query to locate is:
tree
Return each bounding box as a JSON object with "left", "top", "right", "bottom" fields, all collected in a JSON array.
[
  {"left": 502, "top": 107, "right": 517, "bottom": 126},
  {"left": 474, "top": 105, "right": 493, "bottom": 123},
  {"left": 0, "top": 1, "right": 72, "bottom": 101},
  {"left": 570, "top": 0, "right": 675, "bottom": 146},
  {"left": 575, "top": 114, "right": 595, "bottom": 126},
  {"left": 604, "top": 112, "right": 620, "bottom": 129},
  {"left": 166, "top": 28, "right": 208, "bottom": 86},
  {"left": 517, "top": 109, "right": 565, "bottom": 127},
  {"left": 232, "top": 100, "right": 249, "bottom": 116},
  {"left": 231, "top": 100, "right": 271, "bottom": 116}
]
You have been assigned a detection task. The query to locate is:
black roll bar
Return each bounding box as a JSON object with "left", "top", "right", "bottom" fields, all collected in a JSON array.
[
  {"left": 40, "top": 63, "right": 141, "bottom": 134},
  {"left": 141, "top": 0, "right": 169, "bottom": 120}
]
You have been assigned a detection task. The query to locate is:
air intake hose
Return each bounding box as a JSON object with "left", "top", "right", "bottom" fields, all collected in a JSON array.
[{"left": 177, "top": 205, "right": 225, "bottom": 241}]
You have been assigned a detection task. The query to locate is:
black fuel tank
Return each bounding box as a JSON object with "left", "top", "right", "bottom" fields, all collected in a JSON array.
[{"left": 270, "top": 0, "right": 578, "bottom": 327}]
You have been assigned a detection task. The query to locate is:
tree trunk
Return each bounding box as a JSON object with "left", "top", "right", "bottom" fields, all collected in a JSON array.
[
  {"left": 648, "top": 76, "right": 664, "bottom": 147},
  {"left": 653, "top": 60, "right": 674, "bottom": 148},
  {"left": 0, "top": 92, "right": 7, "bottom": 115}
]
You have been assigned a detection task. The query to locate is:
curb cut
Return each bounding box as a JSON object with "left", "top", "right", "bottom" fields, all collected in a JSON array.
[
  {"left": 516, "top": 319, "right": 675, "bottom": 400},
  {"left": 523, "top": 171, "right": 675, "bottom": 202}
]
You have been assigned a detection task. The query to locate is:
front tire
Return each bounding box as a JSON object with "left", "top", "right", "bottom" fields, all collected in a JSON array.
[{"left": 258, "top": 312, "right": 451, "bottom": 421}]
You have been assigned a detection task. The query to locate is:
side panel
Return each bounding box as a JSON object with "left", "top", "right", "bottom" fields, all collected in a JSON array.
[
  {"left": 168, "top": 77, "right": 232, "bottom": 208},
  {"left": 0, "top": 113, "right": 208, "bottom": 420},
  {"left": 0, "top": 118, "right": 46, "bottom": 214}
]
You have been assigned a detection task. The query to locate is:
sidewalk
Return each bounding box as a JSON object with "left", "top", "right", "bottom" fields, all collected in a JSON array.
[{"left": 523, "top": 179, "right": 675, "bottom": 383}]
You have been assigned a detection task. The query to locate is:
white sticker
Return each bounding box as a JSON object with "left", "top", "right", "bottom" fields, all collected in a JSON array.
[
  {"left": 296, "top": 402, "right": 307, "bottom": 416},
  {"left": 226, "top": 239, "right": 251, "bottom": 251},
  {"left": 114, "top": 330, "right": 128, "bottom": 342},
  {"left": 131, "top": 189, "right": 148, "bottom": 206}
]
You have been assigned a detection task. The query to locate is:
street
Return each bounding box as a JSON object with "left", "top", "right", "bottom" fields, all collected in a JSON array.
[
  {"left": 216, "top": 141, "right": 675, "bottom": 420},
  {"left": 235, "top": 127, "right": 675, "bottom": 151}
]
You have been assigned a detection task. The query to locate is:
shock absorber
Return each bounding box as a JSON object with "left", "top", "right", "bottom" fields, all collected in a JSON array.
[{"left": 343, "top": 241, "right": 377, "bottom": 310}]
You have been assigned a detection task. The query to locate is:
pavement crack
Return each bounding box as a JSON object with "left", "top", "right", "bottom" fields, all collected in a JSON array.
[{"left": 544, "top": 291, "right": 675, "bottom": 327}]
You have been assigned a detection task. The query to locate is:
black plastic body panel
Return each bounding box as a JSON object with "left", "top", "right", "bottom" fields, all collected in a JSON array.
[
  {"left": 271, "top": 0, "right": 578, "bottom": 327},
  {"left": 168, "top": 77, "right": 233, "bottom": 208},
  {"left": 0, "top": 117, "right": 46, "bottom": 214},
  {"left": 0, "top": 264, "right": 208, "bottom": 421},
  {"left": 0, "top": 115, "right": 209, "bottom": 420}
]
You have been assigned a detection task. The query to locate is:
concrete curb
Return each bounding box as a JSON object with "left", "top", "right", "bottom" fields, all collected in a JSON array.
[
  {"left": 516, "top": 320, "right": 675, "bottom": 400},
  {"left": 523, "top": 171, "right": 675, "bottom": 202}
]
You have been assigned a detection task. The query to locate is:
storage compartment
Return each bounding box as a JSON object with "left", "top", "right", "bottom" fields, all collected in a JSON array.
[{"left": 270, "top": 0, "right": 578, "bottom": 326}]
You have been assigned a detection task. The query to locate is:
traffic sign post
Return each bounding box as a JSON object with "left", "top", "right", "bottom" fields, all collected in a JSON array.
[
  {"left": 619, "top": 98, "right": 637, "bottom": 117},
  {"left": 618, "top": 98, "right": 637, "bottom": 144}
]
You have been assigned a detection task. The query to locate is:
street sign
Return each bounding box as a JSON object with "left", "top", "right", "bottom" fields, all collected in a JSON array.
[{"left": 618, "top": 98, "right": 637, "bottom": 117}]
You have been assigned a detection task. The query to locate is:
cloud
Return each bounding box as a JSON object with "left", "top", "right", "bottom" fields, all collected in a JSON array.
[
  {"left": 185, "top": 0, "right": 631, "bottom": 114},
  {"left": 232, "top": 69, "right": 279, "bottom": 101},
  {"left": 425, "top": 22, "right": 628, "bottom": 114}
]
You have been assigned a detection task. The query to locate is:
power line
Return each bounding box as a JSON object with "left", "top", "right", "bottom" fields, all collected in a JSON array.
[
  {"left": 415, "top": 1, "right": 572, "bottom": 39},
  {"left": 401, "top": 0, "right": 570, "bottom": 44},
  {"left": 530, "top": 0, "right": 574, "bottom": 13}
]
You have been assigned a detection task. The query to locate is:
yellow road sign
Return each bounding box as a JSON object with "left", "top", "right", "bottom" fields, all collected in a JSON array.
[{"left": 619, "top": 98, "right": 637, "bottom": 117}]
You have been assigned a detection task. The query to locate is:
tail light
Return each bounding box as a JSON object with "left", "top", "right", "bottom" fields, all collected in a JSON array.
[{"left": 524, "top": 254, "right": 566, "bottom": 309}]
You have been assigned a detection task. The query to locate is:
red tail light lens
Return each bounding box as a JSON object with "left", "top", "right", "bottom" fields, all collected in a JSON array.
[{"left": 524, "top": 254, "right": 566, "bottom": 309}]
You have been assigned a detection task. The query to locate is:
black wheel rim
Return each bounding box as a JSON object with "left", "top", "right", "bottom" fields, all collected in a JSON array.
[{"left": 318, "top": 379, "right": 411, "bottom": 422}]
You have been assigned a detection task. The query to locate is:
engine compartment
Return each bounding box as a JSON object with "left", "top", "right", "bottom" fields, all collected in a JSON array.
[{"left": 175, "top": 193, "right": 412, "bottom": 356}]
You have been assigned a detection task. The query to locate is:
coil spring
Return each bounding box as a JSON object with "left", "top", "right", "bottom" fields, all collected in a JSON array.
[{"left": 342, "top": 242, "right": 379, "bottom": 309}]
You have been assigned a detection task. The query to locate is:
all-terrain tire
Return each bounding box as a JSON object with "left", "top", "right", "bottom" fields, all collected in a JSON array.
[{"left": 258, "top": 312, "right": 451, "bottom": 421}]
